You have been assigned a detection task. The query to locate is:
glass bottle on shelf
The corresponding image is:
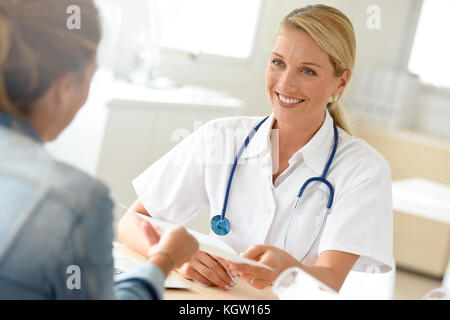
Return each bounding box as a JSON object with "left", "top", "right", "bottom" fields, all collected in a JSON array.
[{"left": 128, "top": 0, "right": 161, "bottom": 86}]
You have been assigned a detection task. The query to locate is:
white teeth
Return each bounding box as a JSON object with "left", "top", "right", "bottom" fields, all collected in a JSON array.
[{"left": 278, "top": 94, "right": 304, "bottom": 104}]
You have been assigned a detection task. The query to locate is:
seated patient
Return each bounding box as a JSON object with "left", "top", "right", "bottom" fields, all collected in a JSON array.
[{"left": 0, "top": 0, "right": 198, "bottom": 299}]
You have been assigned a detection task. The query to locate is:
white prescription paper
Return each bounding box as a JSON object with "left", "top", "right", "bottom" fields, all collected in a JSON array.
[{"left": 134, "top": 212, "right": 273, "bottom": 271}]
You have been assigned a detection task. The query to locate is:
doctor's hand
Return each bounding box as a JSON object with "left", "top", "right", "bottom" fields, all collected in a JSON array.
[
  {"left": 175, "top": 251, "right": 237, "bottom": 290},
  {"left": 141, "top": 220, "right": 199, "bottom": 276},
  {"left": 229, "top": 245, "right": 299, "bottom": 289}
]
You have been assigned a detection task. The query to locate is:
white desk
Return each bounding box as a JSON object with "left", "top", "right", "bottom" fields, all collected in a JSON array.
[
  {"left": 393, "top": 178, "right": 450, "bottom": 225},
  {"left": 114, "top": 242, "right": 277, "bottom": 300},
  {"left": 392, "top": 178, "right": 450, "bottom": 277}
]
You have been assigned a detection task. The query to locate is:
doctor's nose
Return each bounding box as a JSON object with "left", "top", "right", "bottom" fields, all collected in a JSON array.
[{"left": 278, "top": 70, "right": 300, "bottom": 93}]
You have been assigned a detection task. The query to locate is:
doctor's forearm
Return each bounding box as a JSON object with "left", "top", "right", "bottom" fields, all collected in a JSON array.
[
  {"left": 297, "top": 251, "right": 359, "bottom": 292},
  {"left": 117, "top": 211, "right": 152, "bottom": 257},
  {"left": 297, "top": 264, "right": 346, "bottom": 292}
]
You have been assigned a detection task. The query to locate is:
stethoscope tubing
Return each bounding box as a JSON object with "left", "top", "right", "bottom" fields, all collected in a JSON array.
[
  {"left": 284, "top": 124, "right": 338, "bottom": 258},
  {"left": 220, "top": 115, "right": 270, "bottom": 220},
  {"left": 212, "top": 114, "right": 338, "bottom": 263}
]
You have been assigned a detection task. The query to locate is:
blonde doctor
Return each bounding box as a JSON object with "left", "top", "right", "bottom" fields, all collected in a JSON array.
[{"left": 118, "top": 4, "right": 393, "bottom": 293}]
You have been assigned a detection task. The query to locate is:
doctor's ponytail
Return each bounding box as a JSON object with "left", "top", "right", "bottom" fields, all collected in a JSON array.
[
  {"left": 279, "top": 5, "right": 355, "bottom": 135},
  {"left": 0, "top": 0, "right": 101, "bottom": 117}
]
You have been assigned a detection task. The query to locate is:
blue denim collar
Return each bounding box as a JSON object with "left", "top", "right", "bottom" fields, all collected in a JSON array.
[{"left": 0, "top": 112, "right": 43, "bottom": 143}]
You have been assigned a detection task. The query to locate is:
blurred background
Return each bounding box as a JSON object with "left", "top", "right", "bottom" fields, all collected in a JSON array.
[{"left": 45, "top": 0, "right": 450, "bottom": 299}]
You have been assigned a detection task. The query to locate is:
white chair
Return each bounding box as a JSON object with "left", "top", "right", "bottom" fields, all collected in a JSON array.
[
  {"left": 339, "top": 258, "right": 396, "bottom": 300},
  {"left": 421, "top": 261, "right": 450, "bottom": 300},
  {"left": 442, "top": 261, "right": 450, "bottom": 292}
]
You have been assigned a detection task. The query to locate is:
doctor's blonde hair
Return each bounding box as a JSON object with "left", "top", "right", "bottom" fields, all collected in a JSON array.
[
  {"left": 279, "top": 4, "right": 356, "bottom": 134},
  {"left": 0, "top": 0, "right": 101, "bottom": 117}
]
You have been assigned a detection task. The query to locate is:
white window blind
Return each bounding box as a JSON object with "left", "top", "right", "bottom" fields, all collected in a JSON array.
[
  {"left": 155, "top": 0, "right": 263, "bottom": 59},
  {"left": 408, "top": 0, "right": 450, "bottom": 88}
]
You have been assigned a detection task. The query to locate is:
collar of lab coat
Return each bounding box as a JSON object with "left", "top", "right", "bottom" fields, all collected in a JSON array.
[
  {"left": 241, "top": 109, "right": 336, "bottom": 177},
  {"left": 292, "top": 109, "right": 335, "bottom": 176}
]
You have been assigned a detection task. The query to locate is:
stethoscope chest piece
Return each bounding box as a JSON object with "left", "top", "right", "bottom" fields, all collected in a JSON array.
[{"left": 210, "top": 215, "right": 230, "bottom": 235}]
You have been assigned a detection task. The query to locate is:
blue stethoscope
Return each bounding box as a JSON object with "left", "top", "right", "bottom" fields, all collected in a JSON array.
[{"left": 210, "top": 115, "right": 338, "bottom": 260}]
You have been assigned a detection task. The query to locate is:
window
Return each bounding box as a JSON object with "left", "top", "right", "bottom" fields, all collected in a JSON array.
[
  {"left": 408, "top": 0, "right": 450, "bottom": 89},
  {"left": 155, "top": 0, "right": 263, "bottom": 59}
]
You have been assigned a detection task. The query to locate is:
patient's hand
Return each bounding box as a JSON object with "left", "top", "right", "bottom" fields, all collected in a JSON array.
[{"left": 141, "top": 220, "right": 198, "bottom": 275}]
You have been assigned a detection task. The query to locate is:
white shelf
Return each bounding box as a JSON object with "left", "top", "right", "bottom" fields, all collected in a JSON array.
[{"left": 104, "top": 79, "right": 244, "bottom": 109}]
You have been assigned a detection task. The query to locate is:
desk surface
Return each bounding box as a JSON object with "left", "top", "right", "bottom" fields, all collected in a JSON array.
[{"left": 114, "top": 243, "right": 277, "bottom": 300}]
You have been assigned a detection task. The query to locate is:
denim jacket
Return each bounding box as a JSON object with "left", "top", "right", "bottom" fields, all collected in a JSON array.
[{"left": 0, "top": 113, "right": 165, "bottom": 299}]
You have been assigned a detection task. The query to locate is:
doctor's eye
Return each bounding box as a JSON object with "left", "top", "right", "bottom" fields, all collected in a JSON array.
[
  {"left": 301, "top": 67, "right": 317, "bottom": 76},
  {"left": 271, "top": 59, "right": 285, "bottom": 67}
]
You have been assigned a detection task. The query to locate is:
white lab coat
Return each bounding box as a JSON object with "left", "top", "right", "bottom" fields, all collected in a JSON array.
[{"left": 133, "top": 110, "right": 393, "bottom": 273}]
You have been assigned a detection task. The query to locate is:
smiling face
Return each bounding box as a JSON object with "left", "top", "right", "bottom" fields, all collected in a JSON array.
[{"left": 266, "top": 27, "right": 348, "bottom": 129}]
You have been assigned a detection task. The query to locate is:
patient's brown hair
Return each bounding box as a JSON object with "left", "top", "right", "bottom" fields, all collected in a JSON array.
[{"left": 0, "top": 0, "right": 101, "bottom": 117}]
